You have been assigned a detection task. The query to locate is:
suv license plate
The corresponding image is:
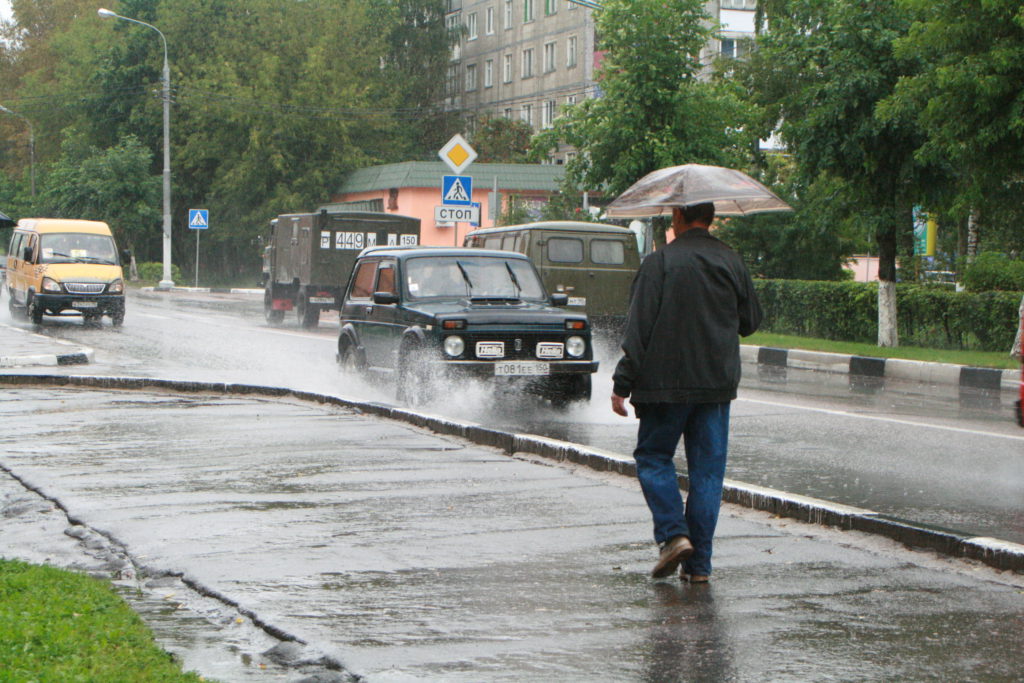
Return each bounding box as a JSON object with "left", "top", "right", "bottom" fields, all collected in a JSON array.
[
  {"left": 72, "top": 301, "right": 98, "bottom": 309},
  {"left": 494, "top": 361, "right": 550, "bottom": 376},
  {"left": 309, "top": 296, "right": 334, "bottom": 304}
]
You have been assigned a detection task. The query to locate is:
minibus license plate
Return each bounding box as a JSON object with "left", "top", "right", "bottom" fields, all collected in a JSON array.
[
  {"left": 72, "top": 301, "right": 98, "bottom": 309},
  {"left": 494, "top": 361, "right": 550, "bottom": 376}
]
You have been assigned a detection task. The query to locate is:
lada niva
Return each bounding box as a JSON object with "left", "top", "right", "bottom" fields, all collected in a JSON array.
[{"left": 336, "top": 246, "right": 598, "bottom": 406}]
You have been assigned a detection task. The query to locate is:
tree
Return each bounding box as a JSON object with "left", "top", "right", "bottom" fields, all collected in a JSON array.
[
  {"left": 471, "top": 116, "right": 533, "bottom": 163},
  {"left": 879, "top": 0, "right": 1024, "bottom": 261},
  {"left": 745, "top": 0, "right": 945, "bottom": 346},
  {"left": 38, "top": 132, "right": 160, "bottom": 261},
  {"left": 532, "top": 0, "right": 754, "bottom": 197}
]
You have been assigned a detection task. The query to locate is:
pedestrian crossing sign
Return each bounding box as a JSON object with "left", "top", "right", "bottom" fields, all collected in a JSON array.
[
  {"left": 188, "top": 209, "right": 209, "bottom": 230},
  {"left": 442, "top": 175, "right": 473, "bottom": 206}
]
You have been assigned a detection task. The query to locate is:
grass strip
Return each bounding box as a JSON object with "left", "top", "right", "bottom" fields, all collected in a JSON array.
[
  {"left": 746, "top": 331, "right": 1020, "bottom": 370},
  {"left": 0, "top": 558, "right": 205, "bottom": 682}
]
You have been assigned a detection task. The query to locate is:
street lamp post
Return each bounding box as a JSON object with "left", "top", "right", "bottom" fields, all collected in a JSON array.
[
  {"left": 98, "top": 8, "right": 175, "bottom": 289},
  {"left": 0, "top": 104, "right": 35, "bottom": 199}
]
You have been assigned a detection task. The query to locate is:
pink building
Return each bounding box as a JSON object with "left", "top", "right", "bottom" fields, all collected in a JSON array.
[
  {"left": 845, "top": 255, "right": 881, "bottom": 282},
  {"left": 325, "top": 161, "right": 569, "bottom": 247}
]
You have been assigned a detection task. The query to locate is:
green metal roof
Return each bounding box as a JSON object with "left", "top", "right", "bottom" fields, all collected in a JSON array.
[{"left": 336, "top": 161, "right": 566, "bottom": 194}]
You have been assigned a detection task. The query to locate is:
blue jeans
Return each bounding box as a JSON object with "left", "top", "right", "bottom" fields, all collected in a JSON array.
[{"left": 633, "top": 402, "right": 730, "bottom": 577}]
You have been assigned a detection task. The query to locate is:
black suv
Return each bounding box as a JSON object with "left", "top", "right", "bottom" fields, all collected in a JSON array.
[{"left": 336, "top": 247, "right": 598, "bottom": 405}]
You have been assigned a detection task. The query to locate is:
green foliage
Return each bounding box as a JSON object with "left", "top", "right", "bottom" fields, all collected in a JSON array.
[
  {"left": 37, "top": 132, "right": 160, "bottom": 254},
  {"left": 471, "top": 116, "right": 534, "bottom": 164},
  {"left": 0, "top": 558, "right": 203, "bottom": 681},
  {"left": 538, "top": 179, "right": 602, "bottom": 223},
  {"left": 755, "top": 279, "right": 1021, "bottom": 351},
  {"left": 498, "top": 194, "right": 533, "bottom": 226},
  {"left": 961, "top": 253, "right": 1024, "bottom": 293},
  {"left": 137, "top": 261, "right": 183, "bottom": 283},
  {"left": 532, "top": 0, "right": 754, "bottom": 196}
]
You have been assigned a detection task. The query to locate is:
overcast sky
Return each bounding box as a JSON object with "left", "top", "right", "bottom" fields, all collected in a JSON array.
[{"left": 0, "top": 1, "right": 12, "bottom": 23}]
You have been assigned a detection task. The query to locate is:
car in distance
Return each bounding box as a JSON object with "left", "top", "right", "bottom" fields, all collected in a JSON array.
[{"left": 336, "top": 246, "right": 598, "bottom": 406}]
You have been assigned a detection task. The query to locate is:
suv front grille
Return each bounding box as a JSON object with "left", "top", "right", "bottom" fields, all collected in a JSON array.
[
  {"left": 464, "top": 333, "right": 570, "bottom": 360},
  {"left": 64, "top": 283, "right": 106, "bottom": 294}
]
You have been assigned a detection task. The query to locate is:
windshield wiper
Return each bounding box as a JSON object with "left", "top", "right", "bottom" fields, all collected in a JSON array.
[
  {"left": 504, "top": 261, "right": 522, "bottom": 299},
  {"left": 455, "top": 261, "right": 474, "bottom": 296}
]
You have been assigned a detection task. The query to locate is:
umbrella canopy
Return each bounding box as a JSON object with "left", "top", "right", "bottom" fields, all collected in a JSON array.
[
  {"left": 0, "top": 210, "right": 14, "bottom": 228},
  {"left": 605, "top": 164, "right": 793, "bottom": 218}
]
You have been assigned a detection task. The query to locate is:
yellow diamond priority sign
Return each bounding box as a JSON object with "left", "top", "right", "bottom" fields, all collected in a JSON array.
[{"left": 438, "top": 134, "right": 478, "bottom": 174}]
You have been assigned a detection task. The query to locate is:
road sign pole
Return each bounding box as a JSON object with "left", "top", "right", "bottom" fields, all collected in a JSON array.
[{"left": 195, "top": 228, "right": 200, "bottom": 288}]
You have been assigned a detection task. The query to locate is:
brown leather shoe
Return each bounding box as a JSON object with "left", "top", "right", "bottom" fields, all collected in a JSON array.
[{"left": 651, "top": 536, "right": 694, "bottom": 578}]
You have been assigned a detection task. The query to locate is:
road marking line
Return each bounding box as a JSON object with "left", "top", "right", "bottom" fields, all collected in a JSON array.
[{"left": 738, "top": 397, "right": 1024, "bottom": 442}]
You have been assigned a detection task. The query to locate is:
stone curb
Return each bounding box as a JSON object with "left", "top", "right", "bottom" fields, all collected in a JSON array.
[
  {"left": 2, "top": 373, "right": 1020, "bottom": 573},
  {"left": 140, "top": 286, "right": 263, "bottom": 296},
  {"left": 741, "top": 344, "right": 1021, "bottom": 394},
  {"left": 0, "top": 324, "right": 93, "bottom": 368}
]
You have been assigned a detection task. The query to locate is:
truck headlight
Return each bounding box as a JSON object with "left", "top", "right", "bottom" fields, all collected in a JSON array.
[
  {"left": 41, "top": 277, "right": 62, "bottom": 293},
  {"left": 566, "top": 336, "right": 586, "bottom": 358},
  {"left": 444, "top": 335, "right": 465, "bottom": 358},
  {"left": 108, "top": 279, "right": 124, "bottom": 294}
]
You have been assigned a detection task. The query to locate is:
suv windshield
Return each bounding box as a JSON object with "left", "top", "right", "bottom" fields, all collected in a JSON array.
[
  {"left": 405, "top": 255, "right": 546, "bottom": 301},
  {"left": 40, "top": 233, "right": 118, "bottom": 265}
]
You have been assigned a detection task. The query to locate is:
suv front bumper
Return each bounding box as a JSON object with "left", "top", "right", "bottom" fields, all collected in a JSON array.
[{"left": 434, "top": 359, "right": 598, "bottom": 375}]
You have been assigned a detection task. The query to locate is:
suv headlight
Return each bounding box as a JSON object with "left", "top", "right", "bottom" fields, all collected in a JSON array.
[
  {"left": 108, "top": 279, "right": 124, "bottom": 294},
  {"left": 566, "top": 336, "right": 586, "bottom": 358},
  {"left": 41, "top": 277, "right": 62, "bottom": 293},
  {"left": 444, "top": 335, "right": 465, "bottom": 358}
]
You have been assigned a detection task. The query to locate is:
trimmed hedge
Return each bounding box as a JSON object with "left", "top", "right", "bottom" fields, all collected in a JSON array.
[
  {"left": 137, "top": 261, "right": 183, "bottom": 283},
  {"left": 754, "top": 279, "right": 1022, "bottom": 352}
]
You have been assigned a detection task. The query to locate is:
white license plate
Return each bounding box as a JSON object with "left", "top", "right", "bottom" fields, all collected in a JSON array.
[
  {"left": 536, "top": 342, "right": 564, "bottom": 359},
  {"left": 71, "top": 301, "right": 98, "bottom": 309},
  {"left": 568, "top": 297, "right": 587, "bottom": 307},
  {"left": 494, "top": 361, "right": 550, "bottom": 376},
  {"left": 476, "top": 342, "right": 505, "bottom": 359},
  {"left": 308, "top": 296, "right": 334, "bottom": 304}
]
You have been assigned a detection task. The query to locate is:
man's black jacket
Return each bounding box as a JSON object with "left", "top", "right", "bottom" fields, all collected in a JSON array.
[{"left": 612, "top": 228, "right": 762, "bottom": 404}]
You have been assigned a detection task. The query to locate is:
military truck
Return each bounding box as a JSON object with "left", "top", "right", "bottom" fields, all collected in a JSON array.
[
  {"left": 263, "top": 210, "right": 420, "bottom": 328},
  {"left": 464, "top": 221, "right": 640, "bottom": 337}
]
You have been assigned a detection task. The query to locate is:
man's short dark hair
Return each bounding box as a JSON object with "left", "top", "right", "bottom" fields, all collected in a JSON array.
[{"left": 682, "top": 202, "right": 716, "bottom": 225}]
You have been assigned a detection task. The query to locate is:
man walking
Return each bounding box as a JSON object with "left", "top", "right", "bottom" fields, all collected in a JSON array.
[{"left": 611, "top": 202, "right": 762, "bottom": 582}]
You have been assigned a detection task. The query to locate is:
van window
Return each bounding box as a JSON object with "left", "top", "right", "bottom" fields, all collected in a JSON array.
[
  {"left": 9, "top": 232, "right": 23, "bottom": 259},
  {"left": 591, "top": 239, "right": 625, "bottom": 265},
  {"left": 501, "top": 233, "right": 519, "bottom": 251},
  {"left": 349, "top": 260, "right": 377, "bottom": 299},
  {"left": 484, "top": 236, "right": 503, "bottom": 249},
  {"left": 547, "top": 237, "right": 583, "bottom": 263}
]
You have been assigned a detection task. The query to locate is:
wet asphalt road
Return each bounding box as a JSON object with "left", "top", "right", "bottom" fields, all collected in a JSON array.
[
  {"left": 10, "top": 289, "right": 1024, "bottom": 545},
  {"left": 2, "top": 386, "right": 1023, "bottom": 681}
]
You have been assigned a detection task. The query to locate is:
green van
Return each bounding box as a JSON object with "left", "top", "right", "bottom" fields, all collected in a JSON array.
[{"left": 464, "top": 221, "right": 640, "bottom": 337}]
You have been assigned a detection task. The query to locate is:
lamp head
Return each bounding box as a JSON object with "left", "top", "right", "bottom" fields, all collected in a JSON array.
[{"left": 97, "top": 8, "right": 117, "bottom": 18}]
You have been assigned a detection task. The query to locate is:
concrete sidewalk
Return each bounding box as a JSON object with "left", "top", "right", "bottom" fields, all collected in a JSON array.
[
  {"left": 0, "top": 321, "right": 93, "bottom": 368},
  {"left": 1, "top": 379, "right": 1022, "bottom": 682}
]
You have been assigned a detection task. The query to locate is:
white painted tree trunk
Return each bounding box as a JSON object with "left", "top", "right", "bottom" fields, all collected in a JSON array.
[
  {"left": 878, "top": 280, "right": 898, "bottom": 347},
  {"left": 1012, "top": 293, "right": 1023, "bottom": 360},
  {"left": 966, "top": 209, "right": 980, "bottom": 262}
]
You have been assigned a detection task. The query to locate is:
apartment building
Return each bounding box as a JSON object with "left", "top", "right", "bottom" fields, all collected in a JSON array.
[{"left": 445, "top": 0, "right": 757, "bottom": 162}]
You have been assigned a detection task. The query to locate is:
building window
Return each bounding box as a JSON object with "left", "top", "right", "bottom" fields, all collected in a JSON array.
[
  {"left": 720, "top": 38, "right": 751, "bottom": 59},
  {"left": 543, "top": 41, "right": 556, "bottom": 73},
  {"left": 467, "top": 12, "right": 478, "bottom": 40},
  {"left": 465, "top": 63, "right": 477, "bottom": 91},
  {"left": 721, "top": 0, "right": 756, "bottom": 8},
  {"left": 568, "top": 0, "right": 577, "bottom": 8},
  {"left": 521, "top": 103, "right": 533, "bottom": 126},
  {"left": 446, "top": 64, "right": 459, "bottom": 97},
  {"left": 545, "top": 0, "right": 558, "bottom": 15},
  {"left": 485, "top": 6, "right": 494, "bottom": 34},
  {"left": 524, "top": 0, "right": 535, "bottom": 22},
  {"left": 504, "top": 107, "right": 513, "bottom": 119},
  {"left": 503, "top": 54, "right": 513, "bottom": 82},
  {"left": 542, "top": 99, "right": 556, "bottom": 128},
  {"left": 522, "top": 48, "right": 534, "bottom": 78},
  {"left": 566, "top": 94, "right": 577, "bottom": 106},
  {"left": 504, "top": 0, "right": 513, "bottom": 29},
  {"left": 446, "top": 13, "right": 462, "bottom": 60},
  {"left": 484, "top": 59, "right": 494, "bottom": 88},
  {"left": 567, "top": 35, "right": 577, "bottom": 68}
]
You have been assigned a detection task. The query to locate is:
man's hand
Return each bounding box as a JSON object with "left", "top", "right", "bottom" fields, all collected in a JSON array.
[{"left": 611, "top": 393, "right": 629, "bottom": 417}]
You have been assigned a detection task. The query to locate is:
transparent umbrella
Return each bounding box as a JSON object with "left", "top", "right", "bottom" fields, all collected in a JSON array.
[
  {"left": 0, "top": 210, "right": 14, "bottom": 228},
  {"left": 605, "top": 164, "right": 793, "bottom": 218}
]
